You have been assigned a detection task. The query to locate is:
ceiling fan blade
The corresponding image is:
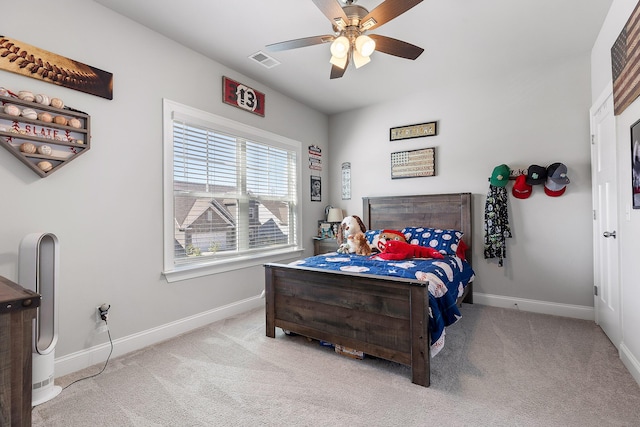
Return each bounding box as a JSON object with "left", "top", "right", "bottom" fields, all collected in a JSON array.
[
  {"left": 312, "top": 0, "right": 349, "bottom": 29},
  {"left": 368, "top": 34, "right": 424, "bottom": 60},
  {"left": 266, "top": 35, "right": 335, "bottom": 52},
  {"left": 360, "top": 0, "right": 423, "bottom": 31},
  {"left": 330, "top": 56, "right": 349, "bottom": 79}
]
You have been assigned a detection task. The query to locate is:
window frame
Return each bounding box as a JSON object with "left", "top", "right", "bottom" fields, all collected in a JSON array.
[{"left": 162, "top": 99, "right": 303, "bottom": 282}]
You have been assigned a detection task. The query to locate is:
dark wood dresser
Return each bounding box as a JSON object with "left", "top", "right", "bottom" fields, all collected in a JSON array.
[{"left": 0, "top": 275, "right": 41, "bottom": 427}]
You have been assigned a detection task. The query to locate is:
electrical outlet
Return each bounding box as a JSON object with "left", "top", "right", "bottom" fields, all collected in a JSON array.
[
  {"left": 96, "top": 303, "right": 110, "bottom": 322},
  {"left": 95, "top": 304, "right": 110, "bottom": 333}
]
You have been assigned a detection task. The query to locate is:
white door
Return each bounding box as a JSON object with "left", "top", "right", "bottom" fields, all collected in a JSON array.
[{"left": 590, "top": 83, "right": 621, "bottom": 348}]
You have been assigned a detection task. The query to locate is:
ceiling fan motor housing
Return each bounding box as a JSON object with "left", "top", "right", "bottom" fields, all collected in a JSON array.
[
  {"left": 343, "top": 5, "right": 369, "bottom": 24},
  {"left": 333, "top": 5, "right": 369, "bottom": 34}
]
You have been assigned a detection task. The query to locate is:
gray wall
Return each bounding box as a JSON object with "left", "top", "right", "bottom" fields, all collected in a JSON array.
[
  {"left": 327, "top": 54, "right": 594, "bottom": 313},
  {"left": 0, "top": 0, "right": 327, "bottom": 373}
]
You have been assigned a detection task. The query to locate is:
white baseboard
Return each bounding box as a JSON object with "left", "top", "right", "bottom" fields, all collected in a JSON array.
[
  {"left": 473, "top": 292, "right": 595, "bottom": 321},
  {"left": 54, "top": 295, "right": 264, "bottom": 377},
  {"left": 620, "top": 343, "right": 640, "bottom": 387}
]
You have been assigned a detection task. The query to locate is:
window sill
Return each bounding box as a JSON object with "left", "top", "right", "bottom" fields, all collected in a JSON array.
[{"left": 162, "top": 247, "right": 305, "bottom": 283}]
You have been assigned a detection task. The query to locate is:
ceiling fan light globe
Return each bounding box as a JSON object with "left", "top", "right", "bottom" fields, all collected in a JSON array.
[
  {"left": 330, "top": 54, "right": 348, "bottom": 69},
  {"left": 353, "top": 49, "right": 371, "bottom": 69},
  {"left": 330, "top": 36, "right": 350, "bottom": 58},
  {"left": 355, "top": 35, "right": 376, "bottom": 57}
]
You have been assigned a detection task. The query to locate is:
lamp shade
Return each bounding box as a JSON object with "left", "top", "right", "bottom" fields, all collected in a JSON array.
[
  {"left": 327, "top": 208, "right": 343, "bottom": 223},
  {"left": 330, "top": 36, "right": 350, "bottom": 58},
  {"left": 355, "top": 35, "right": 375, "bottom": 57},
  {"left": 353, "top": 49, "right": 371, "bottom": 69}
]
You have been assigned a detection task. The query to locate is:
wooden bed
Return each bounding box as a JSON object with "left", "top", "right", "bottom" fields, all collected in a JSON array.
[{"left": 264, "top": 193, "right": 473, "bottom": 387}]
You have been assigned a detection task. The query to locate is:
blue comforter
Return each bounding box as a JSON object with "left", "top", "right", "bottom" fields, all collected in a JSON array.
[{"left": 289, "top": 252, "right": 475, "bottom": 356}]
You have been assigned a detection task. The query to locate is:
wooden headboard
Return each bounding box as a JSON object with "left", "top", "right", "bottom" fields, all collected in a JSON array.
[{"left": 362, "top": 193, "right": 473, "bottom": 265}]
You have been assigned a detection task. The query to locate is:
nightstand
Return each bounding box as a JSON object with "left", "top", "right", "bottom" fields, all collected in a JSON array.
[{"left": 313, "top": 238, "right": 337, "bottom": 255}]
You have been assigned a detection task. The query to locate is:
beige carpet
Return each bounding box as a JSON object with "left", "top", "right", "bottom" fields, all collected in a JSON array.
[{"left": 32, "top": 304, "right": 640, "bottom": 426}]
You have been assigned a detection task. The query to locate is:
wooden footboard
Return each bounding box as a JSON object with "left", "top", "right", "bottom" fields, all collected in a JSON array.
[{"left": 265, "top": 263, "right": 431, "bottom": 387}]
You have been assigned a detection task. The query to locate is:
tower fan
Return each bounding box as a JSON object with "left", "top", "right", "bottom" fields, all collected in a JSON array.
[{"left": 19, "top": 232, "right": 62, "bottom": 405}]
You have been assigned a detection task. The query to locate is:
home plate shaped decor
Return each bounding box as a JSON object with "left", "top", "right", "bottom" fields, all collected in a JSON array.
[{"left": 0, "top": 89, "right": 90, "bottom": 177}]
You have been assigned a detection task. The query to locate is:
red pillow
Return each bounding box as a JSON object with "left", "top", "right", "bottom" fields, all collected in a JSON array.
[{"left": 456, "top": 239, "right": 468, "bottom": 261}]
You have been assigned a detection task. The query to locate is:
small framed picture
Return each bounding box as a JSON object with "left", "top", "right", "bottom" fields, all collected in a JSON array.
[
  {"left": 311, "top": 175, "right": 321, "bottom": 202},
  {"left": 631, "top": 119, "right": 640, "bottom": 208},
  {"left": 318, "top": 221, "right": 333, "bottom": 238}
]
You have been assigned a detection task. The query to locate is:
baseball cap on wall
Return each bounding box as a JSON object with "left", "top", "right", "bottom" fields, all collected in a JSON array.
[
  {"left": 544, "top": 176, "right": 567, "bottom": 197},
  {"left": 547, "top": 162, "right": 570, "bottom": 184},
  {"left": 512, "top": 175, "right": 532, "bottom": 199},
  {"left": 490, "top": 164, "right": 510, "bottom": 187},
  {"left": 526, "top": 165, "right": 547, "bottom": 185}
]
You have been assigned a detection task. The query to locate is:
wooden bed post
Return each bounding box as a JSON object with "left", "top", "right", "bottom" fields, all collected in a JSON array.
[
  {"left": 410, "top": 285, "right": 430, "bottom": 387},
  {"left": 265, "top": 265, "right": 276, "bottom": 338}
]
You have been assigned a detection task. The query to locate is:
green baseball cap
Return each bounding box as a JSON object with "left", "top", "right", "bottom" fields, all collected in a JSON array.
[{"left": 490, "top": 164, "right": 510, "bottom": 187}]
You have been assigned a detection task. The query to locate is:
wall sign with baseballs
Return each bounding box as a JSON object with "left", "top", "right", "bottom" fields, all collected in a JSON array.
[
  {"left": 0, "top": 87, "right": 90, "bottom": 178},
  {"left": 0, "top": 35, "right": 113, "bottom": 100},
  {"left": 222, "top": 76, "right": 265, "bottom": 117}
]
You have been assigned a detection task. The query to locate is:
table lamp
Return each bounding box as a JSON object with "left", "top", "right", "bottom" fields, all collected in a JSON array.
[
  {"left": 327, "top": 208, "right": 343, "bottom": 237},
  {"left": 327, "top": 208, "right": 343, "bottom": 223}
]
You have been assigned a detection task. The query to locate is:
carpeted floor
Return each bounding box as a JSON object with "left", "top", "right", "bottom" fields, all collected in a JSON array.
[{"left": 32, "top": 304, "right": 640, "bottom": 426}]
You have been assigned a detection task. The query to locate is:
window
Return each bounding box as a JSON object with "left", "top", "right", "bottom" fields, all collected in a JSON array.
[{"left": 163, "top": 99, "right": 302, "bottom": 281}]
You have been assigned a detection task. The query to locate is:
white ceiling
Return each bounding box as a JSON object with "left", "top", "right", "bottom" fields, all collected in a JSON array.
[{"left": 93, "top": 0, "right": 613, "bottom": 115}]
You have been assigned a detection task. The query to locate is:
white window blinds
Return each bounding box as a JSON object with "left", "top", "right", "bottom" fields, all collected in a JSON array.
[{"left": 171, "top": 118, "right": 298, "bottom": 266}]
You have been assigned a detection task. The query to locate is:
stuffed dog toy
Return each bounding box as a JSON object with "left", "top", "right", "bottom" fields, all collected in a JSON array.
[
  {"left": 337, "top": 215, "right": 367, "bottom": 253},
  {"left": 352, "top": 232, "right": 372, "bottom": 256}
]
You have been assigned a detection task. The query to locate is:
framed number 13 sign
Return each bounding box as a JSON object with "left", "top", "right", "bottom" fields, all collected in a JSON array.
[{"left": 222, "top": 76, "right": 265, "bottom": 117}]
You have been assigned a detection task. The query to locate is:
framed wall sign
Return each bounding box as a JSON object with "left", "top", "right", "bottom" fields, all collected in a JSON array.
[
  {"left": 341, "top": 162, "right": 351, "bottom": 200},
  {"left": 612, "top": 2, "right": 640, "bottom": 115},
  {"left": 391, "top": 147, "right": 435, "bottom": 179},
  {"left": 308, "top": 144, "right": 322, "bottom": 171},
  {"left": 222, "top": 76, "right": 265, "bottom": 116},
  {"left": 390, "top": 121, "right": 437, "bottom": 141}
]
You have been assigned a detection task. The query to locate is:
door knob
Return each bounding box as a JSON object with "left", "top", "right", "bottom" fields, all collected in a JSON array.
[{"left": 603, "top": 231, "right": 617, "bottom": 238}]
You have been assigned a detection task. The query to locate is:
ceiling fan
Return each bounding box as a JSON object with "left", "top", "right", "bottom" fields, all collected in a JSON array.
[{"left": 265, "top": 0, "right": 424, "bottom": 79}]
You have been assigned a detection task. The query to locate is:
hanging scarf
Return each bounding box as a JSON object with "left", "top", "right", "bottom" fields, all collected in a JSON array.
[{"left": 484, "top": 184, "right": 512, "bottom": 267}]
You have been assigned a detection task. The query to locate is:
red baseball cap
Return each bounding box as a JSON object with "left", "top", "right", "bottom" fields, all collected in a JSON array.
[
  {"left": 544, "top": 177, "right": 567, "bottom": 197},
  {"left": 512, "top": 175, "right": 532, "bottom": 199}
]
